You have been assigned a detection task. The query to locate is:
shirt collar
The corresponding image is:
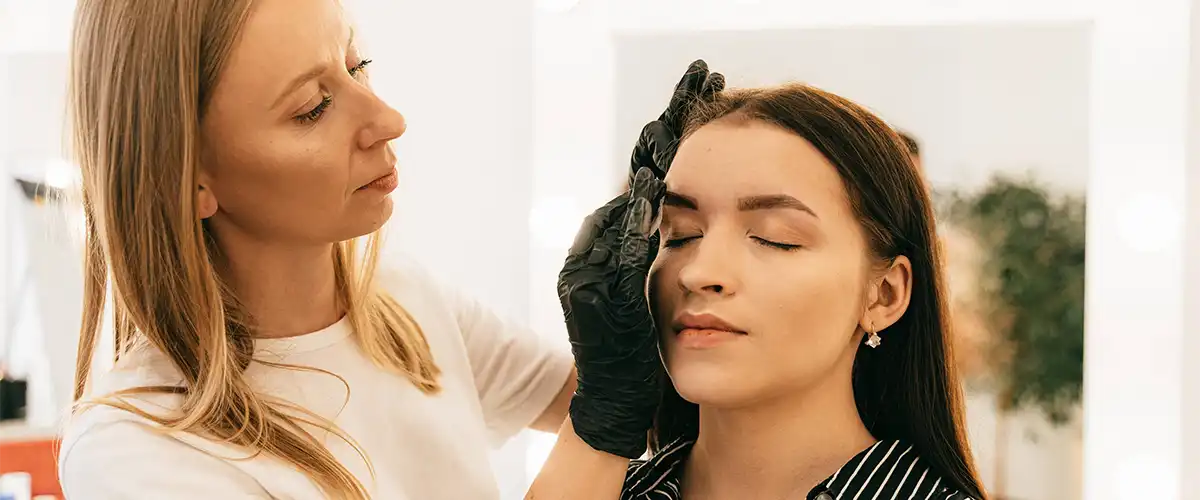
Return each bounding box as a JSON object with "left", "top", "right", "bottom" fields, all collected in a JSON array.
[
  {"left": 627, "top": 437, "right": 694, "bottom": 496},
  {"left": 630, "top": 438, "right": 920, "bottom": 499}
]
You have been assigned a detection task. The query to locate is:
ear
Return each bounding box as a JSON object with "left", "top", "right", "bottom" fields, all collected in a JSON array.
[
  {"left": 859, "top": 255, "right": 913, "bottom": 338},
  {"left": 196, "top": 171, "right": 218, "bottom": 220}
]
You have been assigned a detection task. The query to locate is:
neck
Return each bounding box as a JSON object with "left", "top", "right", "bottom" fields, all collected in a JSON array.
[
  {"left": 211, "top": 229, "right": 343, "bottom": 339},
  {"left": 683, "top": 366, "right": 875, "bottom": 499}
]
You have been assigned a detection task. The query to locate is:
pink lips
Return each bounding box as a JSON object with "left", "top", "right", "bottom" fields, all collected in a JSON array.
[
  {"left": 672, "top": 312, "right": 746, "bottom": 349},
  {"left": 359, "top": 168, "right": 398, "bottom": 193}
]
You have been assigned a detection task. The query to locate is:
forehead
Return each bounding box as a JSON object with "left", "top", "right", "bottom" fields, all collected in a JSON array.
[
  {"left": 666, "top": 120, "right": 848, "bottom": 208},
  {"left": 216, "top": 0, "right": 349, "bottom": 104}
]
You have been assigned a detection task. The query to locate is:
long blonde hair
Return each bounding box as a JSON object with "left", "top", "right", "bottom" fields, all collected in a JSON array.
[{"left": 67, "top": 1, "right": 440, "bottom": 498}]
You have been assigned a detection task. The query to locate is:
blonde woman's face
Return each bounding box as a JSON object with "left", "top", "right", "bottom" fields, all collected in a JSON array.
[{"left": 199, "top": 0, "right": 404, "bottom": 246}]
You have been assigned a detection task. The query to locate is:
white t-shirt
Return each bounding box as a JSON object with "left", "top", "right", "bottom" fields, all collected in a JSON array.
[{"left": 57, "top": 257, "right": 575, "bottom": 499}]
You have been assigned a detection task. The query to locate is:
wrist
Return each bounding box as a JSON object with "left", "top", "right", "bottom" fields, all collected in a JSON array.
[{"left": 568, "top": 395, "right": 654, "bottom": 459}]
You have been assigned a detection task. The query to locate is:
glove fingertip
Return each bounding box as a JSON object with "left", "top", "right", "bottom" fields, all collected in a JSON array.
[
  {"left": 630, "top": 167, "right": 656, "bottom": 200},
  {"left": 710, "top": 72, "right": 726, "bottom": 92},
  {"left": 651, "top": 175, "right": 667, "bottom": 199}
]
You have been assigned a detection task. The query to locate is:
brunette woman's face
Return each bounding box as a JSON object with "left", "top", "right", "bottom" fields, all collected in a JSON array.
[{"left": 649, "top": 118, "right": 912, "bottom": 408}]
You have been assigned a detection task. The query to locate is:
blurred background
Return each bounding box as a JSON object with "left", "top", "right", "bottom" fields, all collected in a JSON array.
[{"left": 0, "top": 0, "right": 1197, "bottom": 499}]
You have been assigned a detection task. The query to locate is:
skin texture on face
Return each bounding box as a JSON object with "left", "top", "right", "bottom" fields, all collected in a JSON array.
[
  {"left": 198, "top": 0, "right": 405, "bottom": 247},
  {"left": 651, "top": 119, "right": 894, "bottom": 409}
]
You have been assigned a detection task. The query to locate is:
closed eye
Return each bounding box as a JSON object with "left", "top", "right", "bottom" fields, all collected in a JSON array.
[
  {"left": 295, "top": 95, "right": 332, "bottom": 123},
  {"left": 752, "top": 237, "right": 801, "bottom": 251},
  {"left": 664, "top": 236, "right": 699, "bottom": 248},
  {"left": 293, "top": 59, "right": 373, "bottom": 125}
]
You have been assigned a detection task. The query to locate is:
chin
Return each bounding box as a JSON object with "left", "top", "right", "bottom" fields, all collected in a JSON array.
[
  {"left": 666, "top": 357, "right": 765, "bottom": 408},
  {"left": 340, "top": 196, "right": 394, "bottom": 240}
]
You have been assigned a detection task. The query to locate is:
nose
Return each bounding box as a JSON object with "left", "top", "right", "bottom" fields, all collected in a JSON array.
[
  {"left": 357, "top": 93, "right": 407, "bottom": 151},
  {"left": 675, "top": 238, "right": 739, "bottom": 297}
]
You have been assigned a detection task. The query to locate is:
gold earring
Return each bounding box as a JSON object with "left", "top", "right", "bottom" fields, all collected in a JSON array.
[{"left": 865, "top": 324, "right": 882, "bottom": 348}]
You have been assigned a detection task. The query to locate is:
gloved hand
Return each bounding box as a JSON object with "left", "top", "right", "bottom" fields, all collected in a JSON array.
[
  {"left": 630, "top": 59, "right": 725, "bottom": 181},
  {"left": 558, "top": 167, "right": 665, "bottom": 459},
  {"left": 559, "top": 60, "right": 724, "bottom": 459}
]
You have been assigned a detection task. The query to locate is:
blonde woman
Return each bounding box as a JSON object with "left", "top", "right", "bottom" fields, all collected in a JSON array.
[{"left": 58, "top": 0, "right": 716, "bottom": 498}]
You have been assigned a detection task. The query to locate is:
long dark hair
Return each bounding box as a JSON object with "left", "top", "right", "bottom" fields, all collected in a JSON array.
[{"left": 649, "top": 83, "right": 985, "bottom": 499}]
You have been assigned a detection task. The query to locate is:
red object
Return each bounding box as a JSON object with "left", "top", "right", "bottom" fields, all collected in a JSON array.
[{"left": 0, "top": 438, "right": 62, "bottom": 497}]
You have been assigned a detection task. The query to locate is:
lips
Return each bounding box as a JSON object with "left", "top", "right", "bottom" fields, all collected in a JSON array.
[
  {"left": 358, "top": 167, "right": 398, "bottom": 192},
  {"left": 672, "top": 312, "right": 747, "bottom": 335}
]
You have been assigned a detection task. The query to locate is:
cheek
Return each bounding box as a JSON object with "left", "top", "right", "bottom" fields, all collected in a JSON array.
[
  {"left": 203, "top": 129, "right": 371, "bottom": 243},
  {"left": 214, "top": 133, "right": 352, "bottom": 207},
  {"left": 749, "top": 252, "right": 866, "bottom": 375},
  {"left": 761, "top": 258, "right": 861, "bottom": 344},
  {"left": 647, "top": 263, "right": 668, "bottom": 327},
  {"left": 647, "top": 253, "right": 682, "bottom": 326}
]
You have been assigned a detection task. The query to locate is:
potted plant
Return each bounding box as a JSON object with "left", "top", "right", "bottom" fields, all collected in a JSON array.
[{"left": 937, "top": 175, "right": 1086, "bottom": 498}]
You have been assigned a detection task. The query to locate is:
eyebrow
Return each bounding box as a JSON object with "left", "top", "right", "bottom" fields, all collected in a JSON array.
[
  {"left": 271, "top": 28, "right": 356, "bottom": 111},
  {"left": 664, "top": 190, "right": 818, "bottom": 218},
  {"left": 664, "top": 191, "right": 698, "bottom": 210}
]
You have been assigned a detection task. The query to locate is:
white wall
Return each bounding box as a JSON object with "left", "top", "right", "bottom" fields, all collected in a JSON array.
[
  {"left": 0, "top": 1, "right": 75, "bottom": 54},
  {"left": 962, "top": 391, "right": 1084, "bottom": 500},
  {"left": 2, "top": 52, "right": 71, "bottom": 178},
  {"left": 0, "top": 9, "right": 10, "bottom": 373},
  {"left": 1185, "top": 2, "right": 1200, "bottom": 496},
  {"left": 611, "top": 23, "right": 1091, "bottom": 194},
  {"left": 0, "top": 49, "right": 76, "bottom": 428},
  {"left": 1085, "top": 1, "right": 1193, "bottom": 498}
]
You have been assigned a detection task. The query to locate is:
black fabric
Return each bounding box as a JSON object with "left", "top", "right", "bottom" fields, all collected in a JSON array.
[{"left": 0, "top": 377, "right": 27, "bottom": 421}]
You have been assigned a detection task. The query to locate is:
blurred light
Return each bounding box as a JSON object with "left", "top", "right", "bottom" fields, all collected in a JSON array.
[
  {"left": 1114, "top": 454, "right": 1177, "bottom": 500},
  {"left": 1115, "top": 191, "right": 1183, "bottom": 254},
  {"left": 523, "top": 432, "right": 555, "bottom": 485},
  {"left": 535, "top": 0, "right": 581, "bottom": 14},
  {"left": 529, "top": 196, "right": 586, "bottom": 249},
  {"left": 0, "top": 0, "right": 77, "bottom": 53},
  {"left": 45, "top": 158, "right": 78, "bottom": 189}
]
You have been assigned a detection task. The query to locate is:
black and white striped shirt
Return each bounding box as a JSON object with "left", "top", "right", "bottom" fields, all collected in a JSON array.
[{"left": 621, "top": 438, "right": 974, "bottom": 500}]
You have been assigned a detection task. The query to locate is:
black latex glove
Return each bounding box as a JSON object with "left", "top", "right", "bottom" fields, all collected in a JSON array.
[
  {"left": 558, "top": 167, "right": 666, "bottom": 459},
  {"left": 630, "top": 59, "right": 726, "bottom": 181}
]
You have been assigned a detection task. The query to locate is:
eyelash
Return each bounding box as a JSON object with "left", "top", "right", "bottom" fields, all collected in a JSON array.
[
  {"left": 296, "top": 95, "right": 333, "bottom": 123},
  {"left": 350, "top": 59, "right": 373, "bottom": 76},
  {"left": 662, "top": 235, "right": 801, "bottom": 251},
  {"left": 293, "top": 58, "right": 374, "bottom": 124}
]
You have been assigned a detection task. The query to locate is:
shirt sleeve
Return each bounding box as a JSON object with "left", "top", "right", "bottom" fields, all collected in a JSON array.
[
  {"left": 446, "top": 286, "right": 575, "bottom": 445},
  {"left": 60, "top": 419, "right": 271, "bottom": 499}
]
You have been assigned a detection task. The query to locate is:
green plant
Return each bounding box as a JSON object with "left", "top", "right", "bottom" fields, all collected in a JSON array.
[{"left": 938, "top": 175, "right": 1086, "bottom": 424}]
